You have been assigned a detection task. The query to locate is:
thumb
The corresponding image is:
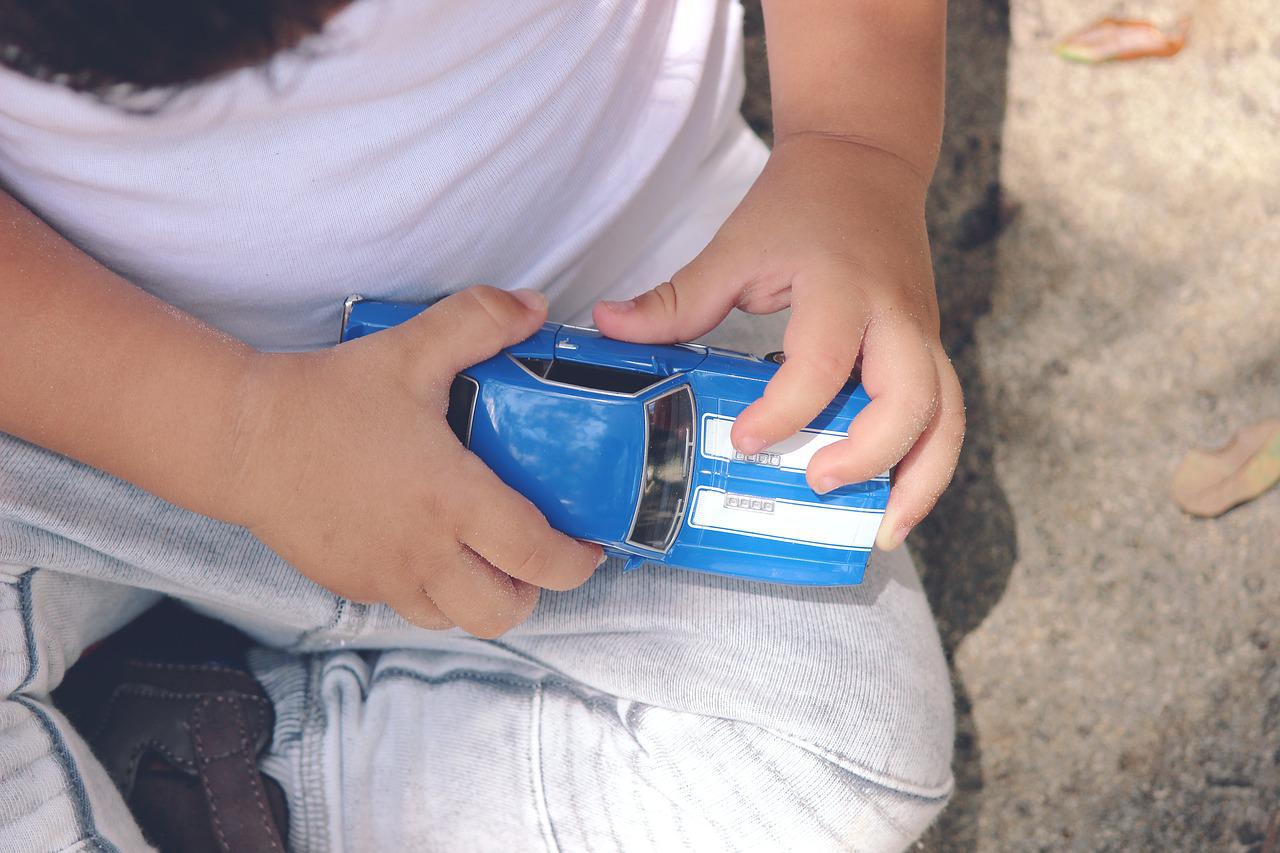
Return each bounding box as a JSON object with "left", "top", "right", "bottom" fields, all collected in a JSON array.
[
  {"left": 592, "top": 246, "right": 744, "bottom": 344},
  {"left": 396, "top": 286, "right": 549, "bottom": 378}
]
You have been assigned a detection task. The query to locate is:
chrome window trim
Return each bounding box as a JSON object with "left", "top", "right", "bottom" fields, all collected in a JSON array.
[
  {"left": 340, "top": 294, "right": 364, "bottom": 340},
  {"left": 624, "top": 385, "right": 696, "bottom": 554},
  {"left": 706, "top": 346, "right": 760, "bottom": 362}
]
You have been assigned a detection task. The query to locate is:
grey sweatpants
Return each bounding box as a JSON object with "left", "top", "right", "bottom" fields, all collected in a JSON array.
[{"left": 0, "top": 429, "right": 953, "bottom": 852}]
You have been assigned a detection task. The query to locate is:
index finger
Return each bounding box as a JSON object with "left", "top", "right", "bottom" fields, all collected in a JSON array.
[
  {"left": 453, "top": 452, "right": 604, "bottom": 591},
  {"left": 730, "top": 277, "right": 868, "bottom": 456}
]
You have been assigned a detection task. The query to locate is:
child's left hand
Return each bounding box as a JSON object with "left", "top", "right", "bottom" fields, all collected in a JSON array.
[{"left": 593, "top": 134, "right": 964, "bottom": 551}]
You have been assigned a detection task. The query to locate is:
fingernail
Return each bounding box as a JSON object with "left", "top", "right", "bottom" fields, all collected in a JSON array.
[
  {"left": 512, "top": 289, "right": 547, "bottom": 311},
  {"left": 875, "top": 516, "right": 911, "bottom": 551},
  {"left": 596, "top": 551, "right": 608, "bottom": 567},
  {"left": 736, "top": 435, "right": 766, "bottom": 456},
  {"left": 601, "top": 298, "right": 637, "bottom": 313},
  {"left": 814, "top": 476, "right": 842, "bottom": 495}
]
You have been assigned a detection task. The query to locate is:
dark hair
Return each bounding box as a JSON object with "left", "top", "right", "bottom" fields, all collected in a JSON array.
[{"left": 0, "top": 0, "right": 349, "bottom": 98}]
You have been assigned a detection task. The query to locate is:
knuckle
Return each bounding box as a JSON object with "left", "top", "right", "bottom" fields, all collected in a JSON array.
[
  {"left": 513, "top": 537, "right": 554, "bottom": 587},
  {"left": 393, "top": 582, "right": 447, "bottom": 629},
  {"left": 737, "top": 283, "right": 790, "bottom": 314},
  {"left": 391, "top": 545, "right": 424, "bottom": 583},
  {"left": 905, "top": 386, "right": 941, "bottom": 427},
  {"left": 464, "top": 592, "right": 530, "bottom": 638},
  {"left": 790, "top": 348, "right": 853, "bottom": 388},
  {"left": 405, "top": 600, "right": 453, "bottom": 631},
  {"left": 462, "top": 286, "right": 512, "bottom": 328},
  {"left": 649, "top": 281, "right": 681, "bottom": 319}
]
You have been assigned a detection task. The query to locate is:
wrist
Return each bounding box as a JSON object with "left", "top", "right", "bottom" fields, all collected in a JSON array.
[
  {"left": 207, "top": 349, "right": 305, "bottom": 530},
  {"left": 772, "top": 128, "right": 935, "bottom": 194},
  {"left": 126, "top": 341, "right": 270, "bottom": 525},
  {"left": 767, "top": 131, "right": 934, "bottom": 214}
]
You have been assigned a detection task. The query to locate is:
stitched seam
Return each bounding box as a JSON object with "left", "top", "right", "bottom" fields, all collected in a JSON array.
[
  {"left": 12, "top": 696, "right": 123, "bottom": 853},
  {"left": 528, "top": 682, "right": 560, "bottom": 853},
  {"left": 88, "top": 685, "right": 266, "bottom": 744},
  {"left": 194, "top": 696, "right": 271, "bottom": 761},
  {"left": 240, "top": 699, "right": 285, "bottom": 853},
  {"left": 299, "top": 656, "right": 327, "bottom": 853},
  {"left": 322, "top": 665, "right": 630, "bottom": 723},
  {"left": 847, "top": 778, "right": 919, "bottom": 843},
  {"left": 129, "top": 660, "right": 252, "bottom": 678},
  {"left": 192, "top": 696, "right": 284, "bottom": 853},
  {"left": 192, "top": 700, "right": 230, "bottom": 853},
  {"left": 761, "top": 725, "right": 954, "bottom": 802},
  {"left": 724, "top": 725, "right": 829, "bottom": 848},
  {"left": 120, "top": 737, "right": 196, "bottom": 795},
  {"left": 317, "top": 664, "right": 950, "bottom": 827},
  {"left": 390, "top": 646, "right": 955, "bottom": 801},
  {"left": 15, "top": 568, "right": 38, "bottom": 693},
  {"left": 128, "top": 737, "right": 196, "bottom": 772},
  {"left": 289, "top": 598, "right": 350, "bottom": 651}
]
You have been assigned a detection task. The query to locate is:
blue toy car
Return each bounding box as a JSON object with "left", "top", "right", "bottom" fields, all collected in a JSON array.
[{"left": 341, "top": 296, "right": 889, "bottom": 585}]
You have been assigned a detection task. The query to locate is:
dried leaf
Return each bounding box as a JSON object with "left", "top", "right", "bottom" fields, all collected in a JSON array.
[
  {"left": 1172, "top": 419, "right": 1280, "bottom": 517},
  {"left": 1056, "top": 17, "right": 1191, "bottom": 64}
]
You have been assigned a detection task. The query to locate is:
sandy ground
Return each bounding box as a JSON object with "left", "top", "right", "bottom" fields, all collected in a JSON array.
[{"left": 742, "top": 1, "right": 1280, "bottom": 849}]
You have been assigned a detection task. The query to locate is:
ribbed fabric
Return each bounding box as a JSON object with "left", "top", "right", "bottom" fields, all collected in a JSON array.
[
  {"left": 0, "top": 0, "right": 744, "bottom": 350},
  {"left": 250, "top": 631, "right": 952, "bottom": 852},
  {"left": 0, "top": 420, "right": 953, "bottom": 851}
]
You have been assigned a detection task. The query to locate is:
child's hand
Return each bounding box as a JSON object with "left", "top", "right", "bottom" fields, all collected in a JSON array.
[
  {"left": 594, "top": 135, "right": 964, "bottom": 550},
  {"left": 222, "top": 287, "right": 603, "bottom": 638}
]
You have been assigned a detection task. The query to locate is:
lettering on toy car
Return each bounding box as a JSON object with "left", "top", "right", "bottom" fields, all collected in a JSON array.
[
  {"left": 723, "top": 493, "right": 776, "bottom": 513},
  {"left": 732, "top": 450, "right": 782, "bottom": 467}
]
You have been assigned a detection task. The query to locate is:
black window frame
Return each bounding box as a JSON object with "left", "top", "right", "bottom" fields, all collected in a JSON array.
[
  {"left": 445, "top": 375, "right": 480, "bottom": 447},
  {"left": 513, "top": 355, "right": 664, "bottom": 396}
]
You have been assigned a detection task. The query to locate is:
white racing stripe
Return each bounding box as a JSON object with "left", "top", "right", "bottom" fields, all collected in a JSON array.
[
  {"left": 700, "top": 415, "right": 890, "bottom": 481},
  {"left": 687, "top": 487, "right": 881, "bottom": 550}
]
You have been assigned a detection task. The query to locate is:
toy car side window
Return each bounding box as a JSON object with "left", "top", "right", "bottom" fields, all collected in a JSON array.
[
  {"left": 516, "top": 357, "right": 553, "bottom": 378},
  {"left": 628, "top": 387, "right": 695, "bottom": 551},
  {"left": 515, "top": 356, "right": 659, "bottom": 394}
]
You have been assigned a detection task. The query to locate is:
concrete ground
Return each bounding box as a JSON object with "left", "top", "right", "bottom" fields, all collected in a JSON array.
[{"left": 742, "top": 1, "right": 1279, "bottom": 849}]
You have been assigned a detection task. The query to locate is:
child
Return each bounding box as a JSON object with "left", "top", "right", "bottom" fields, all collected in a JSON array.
[{"left": 0, "top": 1, "right": 963, "bottom": 849}]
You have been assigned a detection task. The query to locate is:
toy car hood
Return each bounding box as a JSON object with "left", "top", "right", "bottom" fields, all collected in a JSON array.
[{"left": 468, "top": 371, "right": 648, "bottom": 544}]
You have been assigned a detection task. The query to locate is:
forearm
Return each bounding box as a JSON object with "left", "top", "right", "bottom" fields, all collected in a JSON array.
[
  {"left": 761, "top": 0, "right": 946, "bottom": 184},
  {"left": 0, "top": 190, "right": 256, "bottom": 521}
]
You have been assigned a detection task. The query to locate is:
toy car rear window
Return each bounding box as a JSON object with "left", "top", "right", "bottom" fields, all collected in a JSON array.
[
  {"left": 446, "top": 376, "right": 479, "bottom": 447},
  {"left": 515, "top": 356, "right": 659, "bottom": 394},
  {"left": 628, "top": 388, "right": 695, "bottom": 551}
]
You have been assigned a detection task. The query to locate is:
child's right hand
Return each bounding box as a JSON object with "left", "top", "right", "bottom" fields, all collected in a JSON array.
[{"left": 219, "top": 286, "right": 603, "bottom": 638}]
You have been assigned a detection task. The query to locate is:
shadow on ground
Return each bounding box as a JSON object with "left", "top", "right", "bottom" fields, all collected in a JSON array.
[
  {"left": 741, "top": 3, "right": 1018, "bottom": 848},
  {"left": 914, "top": 1, "right": 1018, "bottom": 846}
]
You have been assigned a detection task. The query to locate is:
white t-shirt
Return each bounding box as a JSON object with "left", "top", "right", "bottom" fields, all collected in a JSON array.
[{"left": 0, "top": 0, "right": 746, "bottom": 350}]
